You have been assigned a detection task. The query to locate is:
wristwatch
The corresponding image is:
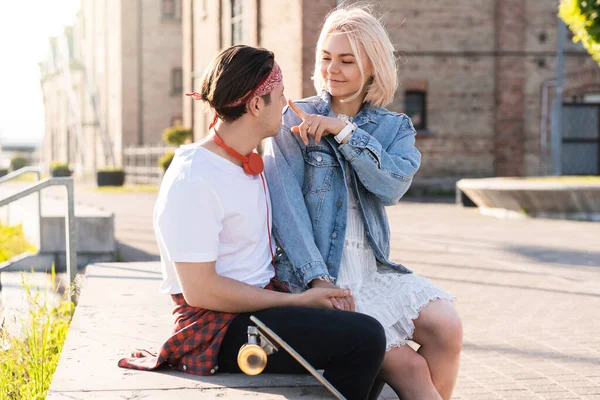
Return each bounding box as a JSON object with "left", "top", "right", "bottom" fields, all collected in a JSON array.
[{"left": 335, "top": 114, "right": 356, "bottom": 144}]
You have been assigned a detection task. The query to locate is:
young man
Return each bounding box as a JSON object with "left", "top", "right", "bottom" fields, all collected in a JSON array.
[{"left": 118, "top": 45, "right": 386, "bottom": 400}]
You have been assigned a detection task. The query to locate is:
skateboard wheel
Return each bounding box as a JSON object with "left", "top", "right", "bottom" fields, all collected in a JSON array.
[{"left": 237, "top": 344, "right": 267, "bottom": 375}]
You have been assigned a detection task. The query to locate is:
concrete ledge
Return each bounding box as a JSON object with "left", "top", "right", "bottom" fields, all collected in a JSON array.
[
  {"left": 48, "top": 387, "right": 331, "bottom": 399},
  {"left": 457, "top": 178, "right": 600, "bottom": 221},
  {"left": 48, "top": 262, "right": 330, "bottom": 399}
]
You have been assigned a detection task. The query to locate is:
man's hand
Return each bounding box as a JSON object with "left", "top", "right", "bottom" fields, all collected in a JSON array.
[{"left": 310, "top": 279, "right": 356, "bottom": 312}]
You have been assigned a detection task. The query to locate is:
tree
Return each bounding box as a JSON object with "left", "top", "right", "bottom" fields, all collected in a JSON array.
[{"left": 560, "top": 0, "right": 600, "bottom": 63}]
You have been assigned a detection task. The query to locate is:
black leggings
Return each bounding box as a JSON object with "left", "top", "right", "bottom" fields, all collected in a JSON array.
[{"left": 218, "top": 306, "right": 386, "bottom": 400}]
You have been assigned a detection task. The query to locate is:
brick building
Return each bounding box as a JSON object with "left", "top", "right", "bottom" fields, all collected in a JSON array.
[
  {"left": 182, "top": 0, "right": 600, "bottom": 187},
  {"left": 40, "top": 0, "right": 183, "bottom": 175}
]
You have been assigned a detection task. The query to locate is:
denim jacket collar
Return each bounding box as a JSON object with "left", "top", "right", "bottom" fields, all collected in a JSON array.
[{"left": 313, "top": 91, "right": 378, "bottom": 127}]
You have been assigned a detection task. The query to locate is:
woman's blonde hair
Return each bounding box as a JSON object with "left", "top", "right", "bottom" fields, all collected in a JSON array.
[{"left": 313, "top": 5, "right": 398, "bottom": 108}]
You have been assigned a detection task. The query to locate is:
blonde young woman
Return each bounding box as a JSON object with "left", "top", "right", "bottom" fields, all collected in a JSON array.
[{"left": 264, "top": 6, "right": 462, "bottom": 400}]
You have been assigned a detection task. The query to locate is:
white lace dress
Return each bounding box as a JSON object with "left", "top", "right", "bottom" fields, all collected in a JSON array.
[{"left": 337, "top": 163, "right": 455, "bottom": 351}]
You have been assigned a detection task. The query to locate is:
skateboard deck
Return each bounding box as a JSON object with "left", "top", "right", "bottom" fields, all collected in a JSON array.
[{"left": 239, "top": 315, "right": 347, "bottom": 400}]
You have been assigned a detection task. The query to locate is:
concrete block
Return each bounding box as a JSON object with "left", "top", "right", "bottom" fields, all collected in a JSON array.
[
  {"left": 457, "top": 178, "right": 600, "bottom": 221},
  {"left": 40, "top": 215, "right": 115, "bottom": 253},
  {"left": 456, "top": 186, "right": 477, "bottom": 207}
]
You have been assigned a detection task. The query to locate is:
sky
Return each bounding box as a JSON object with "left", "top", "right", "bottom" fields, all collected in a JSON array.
[{"left": 0, "top": 0, "right": 80, "bottom": 145}]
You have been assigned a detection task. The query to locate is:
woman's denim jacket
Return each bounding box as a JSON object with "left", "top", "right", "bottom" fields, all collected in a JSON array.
[{"left": 263, "top": 92, "right": 422, "bottom": 291}]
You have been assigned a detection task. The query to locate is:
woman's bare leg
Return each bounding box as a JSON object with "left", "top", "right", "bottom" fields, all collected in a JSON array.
[
  {"left": 412, "top": 299, "right": 463, "bottom": 400},
  {"left": 380, "top": 345, "right": 442, "bottom": 400}
]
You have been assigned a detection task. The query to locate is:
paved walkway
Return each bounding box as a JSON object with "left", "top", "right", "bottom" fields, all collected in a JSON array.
[
  {"left": 385, "top": 202, "right": 600, "bottom": 400},
  {"left": 43, "top": 184, "right": 600, "bottom": 398}
]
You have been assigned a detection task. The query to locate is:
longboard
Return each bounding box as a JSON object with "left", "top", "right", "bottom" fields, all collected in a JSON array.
[{"left": 237, "top": 315, "right": 346, "bottom": 400}]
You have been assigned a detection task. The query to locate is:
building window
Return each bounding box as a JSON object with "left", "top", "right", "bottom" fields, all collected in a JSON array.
[
  {"left": 404, "top": 91, "right": 427, "bottom": 130},
  {"left": 231, "top": 0, "right": 245, "bottom": 45},
  {"left": 162, "top": 0, "right": 181, "bottom": 20},
  {"left": 171, "top": 68, "right": 183, "bottom": 95}
]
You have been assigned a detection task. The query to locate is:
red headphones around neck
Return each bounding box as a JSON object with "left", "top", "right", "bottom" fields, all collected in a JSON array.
[
  {"left": 212, "top": 133, "right": 264, "bottom": 176},
  {"left": 209, "top": 119, "right": 277, "bottom": 281}
]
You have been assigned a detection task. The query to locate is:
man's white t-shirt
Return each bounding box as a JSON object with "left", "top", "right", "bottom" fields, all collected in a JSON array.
[{"left": 154, "top": 144, "right": 275, "bottom": 294}]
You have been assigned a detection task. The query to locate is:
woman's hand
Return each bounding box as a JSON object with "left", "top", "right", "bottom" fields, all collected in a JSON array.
[
  {"left": 288, "top": 99, "right": 347, "bottom": 145},
  {"left": 310, "top": 279, "right": 356, "bottom": 312}
]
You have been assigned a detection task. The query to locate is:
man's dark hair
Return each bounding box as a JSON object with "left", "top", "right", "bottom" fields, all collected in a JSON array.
[{"left": 199, "top": 45, "right": 274, "bottom": 122}]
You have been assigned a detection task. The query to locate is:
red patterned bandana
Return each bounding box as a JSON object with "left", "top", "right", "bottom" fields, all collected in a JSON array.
[{"left": 186, "top": 62, "right": 283, "bottom": 108}]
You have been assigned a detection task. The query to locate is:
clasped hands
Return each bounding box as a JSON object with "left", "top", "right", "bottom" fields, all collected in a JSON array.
[{"left": 310, "top": 278, "right": 356, "bottom": 312}]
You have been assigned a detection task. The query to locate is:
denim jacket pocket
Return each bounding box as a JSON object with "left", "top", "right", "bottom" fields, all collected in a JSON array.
[
  {"left": 304, "top": 147, "right": 339, "bottom": 167},
  {"left": 304, "top": 147, "right": 339, "bottom": 194}
]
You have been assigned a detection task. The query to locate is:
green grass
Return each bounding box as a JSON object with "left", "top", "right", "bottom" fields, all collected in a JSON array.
[
  {"left": 0, "top": 223, "right": 37, "bottom": 263},
  {"left": 4, "top": 173, "right": 48, "bottom": 183},
  {"left": 0, "top": 225, "right": 73, "bottom": 399},
  {"left": 86, "top": 184, "right": 159, "bottom": 193},
  {"left": 0, "top": 271, "right": 75, "bottom": 400}
]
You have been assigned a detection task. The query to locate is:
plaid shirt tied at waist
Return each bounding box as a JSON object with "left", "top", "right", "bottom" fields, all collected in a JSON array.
[{"left": 118, "top": 278, "right": 289, "bottom": 376}]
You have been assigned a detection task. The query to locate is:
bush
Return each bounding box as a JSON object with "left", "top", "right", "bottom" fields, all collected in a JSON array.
[
  {"left": 10, "top": 156, "right": 28, "bottom": 171},
  {"left": 0, "top": 222, "right": 37, "bottom": 263},
  {"left": 50, "top": 162, "right": 68, "bottom": 170},
  {"left": 97, "top": 167, "right": 123, "bottom": 173},
  {"left": 560, "top": 0, "right": 600, "bottom": 64},
  {"left": 159, "top": 152, "right": 175, "bottom": 172},
  {"left": 50, "top": 162, "right": 71, "bottom": 177},
  {"left": 162, "top": 125, "right": 192, "bottom": 146}
]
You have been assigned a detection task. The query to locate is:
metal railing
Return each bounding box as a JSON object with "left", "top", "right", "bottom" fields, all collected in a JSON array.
[
  {"left": 0, "top": 166, "right": 42, "bottom": 184},
  {"left": 0, "top": 166, "right": 43, "bottom": 246},
  {"left": 124, "top": 144, "right": 176, "bottom": 184},
  {"left": 0, "top": 177, "right": 78, "bottom": 297}
]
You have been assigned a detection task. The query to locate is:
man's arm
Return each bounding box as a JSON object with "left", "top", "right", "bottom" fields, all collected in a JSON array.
[{"left": 175, "top": 261, "right": 350, "bottom": 313}]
